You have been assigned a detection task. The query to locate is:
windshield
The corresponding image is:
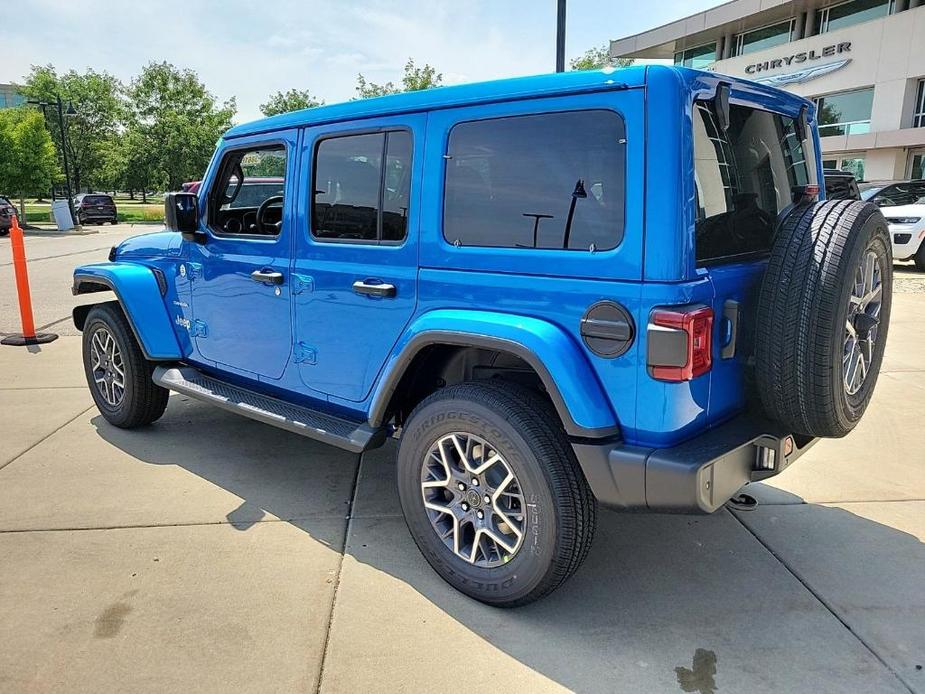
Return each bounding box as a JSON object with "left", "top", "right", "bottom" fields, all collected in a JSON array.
[
  {"left": 84, "top": 195, "right": 113, "bottom": 205},
  {"left": 868, "top": 181, "right": 925, "bottom": 207}
]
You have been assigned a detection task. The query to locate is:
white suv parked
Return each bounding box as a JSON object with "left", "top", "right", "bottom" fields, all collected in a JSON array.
[{"left": 863, "top": 180, "right": 925, "bottom": 269}]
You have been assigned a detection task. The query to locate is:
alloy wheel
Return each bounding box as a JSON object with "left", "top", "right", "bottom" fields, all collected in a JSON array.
[
  {"left": 420, "top": 432, "right": 526, "bottom": 568},
  {"left": 90, "top": 326, "right": 126, "bottom": 407},
  {"left": 844, "top": 249, "right": 883, "bottom": 396}
]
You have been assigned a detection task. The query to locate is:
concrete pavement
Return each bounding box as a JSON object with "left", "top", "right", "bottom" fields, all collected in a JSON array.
[{"left": 0, "top": 229, "right": 923, "bottom": 693}]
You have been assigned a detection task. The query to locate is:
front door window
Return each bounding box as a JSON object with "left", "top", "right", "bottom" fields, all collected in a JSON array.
[{"left": 209, "top": 146, "right": 286, "bottom": 236}]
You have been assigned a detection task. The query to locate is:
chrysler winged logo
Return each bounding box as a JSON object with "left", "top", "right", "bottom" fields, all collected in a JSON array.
[
  {"left": 751, "top": 58, "right": 851, "bottom": 87},
  {"left": 752, "top": 58, "right": 852, "bottom": 87}
]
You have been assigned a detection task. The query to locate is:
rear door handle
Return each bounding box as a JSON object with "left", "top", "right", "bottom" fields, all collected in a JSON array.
[
  {"left": 251, "top": 269, "right": 284, "bottom": 285},
  {"left": 353, "top": 280, "right": 396, "bottom": 298}
]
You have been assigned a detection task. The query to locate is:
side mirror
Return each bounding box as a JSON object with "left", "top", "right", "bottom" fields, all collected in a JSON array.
[{"left": 165, "top": 192, "right": 205, "bottom": 242}]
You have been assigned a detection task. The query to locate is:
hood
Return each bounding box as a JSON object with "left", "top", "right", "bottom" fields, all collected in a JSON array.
[
  {"left": 114, "top": 230, "right": 182, "bottom": 259},
  {"left": 879, "top": 204, "right": 925, "bottom": 221}
]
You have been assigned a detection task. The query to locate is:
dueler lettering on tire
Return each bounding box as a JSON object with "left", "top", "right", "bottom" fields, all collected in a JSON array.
[
  {"left": 755, "top": 200, "right": 892, "bottom": 438},
  {"left": 396, "top": 380, "right": 596, "bottom": 607}
]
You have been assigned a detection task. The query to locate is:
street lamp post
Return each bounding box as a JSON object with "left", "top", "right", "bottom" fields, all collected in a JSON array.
[
  {"left": 556, "top": 0, "right": 567, "bottom": 73},
  {"left": 55, "top": 96, "right": 78, "bottom": 227},
  {"left": 27, "top": 95, "right": 79, "bottom": 227}
]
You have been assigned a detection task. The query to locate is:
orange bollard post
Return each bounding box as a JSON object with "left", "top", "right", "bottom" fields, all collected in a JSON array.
[{"left": 2, "top": 215, "right": 58, "bottom": 346}]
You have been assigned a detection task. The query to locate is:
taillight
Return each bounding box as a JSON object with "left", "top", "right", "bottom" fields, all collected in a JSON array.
[{"left": 648, "top": 305, "right": 714, "bottom": 382}]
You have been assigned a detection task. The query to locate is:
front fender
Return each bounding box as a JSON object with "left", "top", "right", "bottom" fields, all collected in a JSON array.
[
  {"left": 370, "top": 309, "right": 620, "bottom": 438},
  {"left": 72, "top": 262, "right": 182, "bottom": 360}
]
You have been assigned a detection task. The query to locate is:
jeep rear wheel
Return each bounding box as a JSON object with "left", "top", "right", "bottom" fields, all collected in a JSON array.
[
  {"left": 82, "top": 303, "right": 169, "bottom": 428},
  {"left": 755, "top": 200, "right": 892, "bottom": 438},
  {"left": 396, "top": 381, "right": 596, "bottom": 607}
]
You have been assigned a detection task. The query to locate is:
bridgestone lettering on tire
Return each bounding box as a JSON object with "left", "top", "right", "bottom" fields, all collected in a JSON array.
[
  {"left": 82, "top": 303, "right": 169, "bottom": 429},
  {"left": 396, "top": 380, "right": 596, "bottom": 607},
  {"left": 755, "top": 200, "right": 892, "bottom": 438}
]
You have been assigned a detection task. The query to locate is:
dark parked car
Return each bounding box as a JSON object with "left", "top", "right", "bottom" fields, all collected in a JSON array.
[
  {"left": 0, "top": 196, "right": 16, "bottom": 235},
  {"left": 824, "top": 169, "right": 861, "bottom": 200},
  {"left": 74, "top": 194, "right": 118, "bottom": 225}
]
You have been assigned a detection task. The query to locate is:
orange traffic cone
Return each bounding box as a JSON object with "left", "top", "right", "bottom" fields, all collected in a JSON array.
[{"left": 2, "top": 214, "right": 58, "bottom": 346}]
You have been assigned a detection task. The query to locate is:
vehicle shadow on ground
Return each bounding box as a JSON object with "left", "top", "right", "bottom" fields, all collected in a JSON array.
[{"left": 92, "top": 396, "right": 924, "bottom": 693}]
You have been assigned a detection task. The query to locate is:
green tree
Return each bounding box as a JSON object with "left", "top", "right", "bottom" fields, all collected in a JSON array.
[
  {"left": 570, "top": 44, "right": 634, "bottom": 71},
  {"left": 260, "top": 89, "right": 324, "bottom": 117},
  {"left": 126, "top": 61, "right": 236, "bottom": 191},
  {"left": 0, "top": 108, "right": 59, "bottom": 219},
  {"left": 18, "top": 65, "right": 122, "bottom": 193},
  {"left": 356, "top": 58, "right": 442, "bottom": 99}
]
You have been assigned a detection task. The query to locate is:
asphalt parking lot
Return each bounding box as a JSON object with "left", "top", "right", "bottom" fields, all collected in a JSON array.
[{"left": 1, "top": 224, "right": 923, "bottom": 693}]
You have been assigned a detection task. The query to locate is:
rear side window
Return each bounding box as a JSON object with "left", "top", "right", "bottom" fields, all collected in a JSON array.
[
  {"left": 443, "top": 110, "right": 625, "bottom": 251},
  {"left": 312, "top": 130, "right": 412, "bottom": 243},
  {"left": 693, "top": 101, "right": 811, "bottom": 264}
]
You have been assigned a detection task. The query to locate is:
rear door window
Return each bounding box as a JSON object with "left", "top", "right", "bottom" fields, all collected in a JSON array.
[
  {"left": 693, "top": 101, "right": 812, "bottom": 264},
  {"left": 442, "top": 110, "right": 626, "bottom": 251},
  {"left": 311, "top": 130, "right": 413, "bottom": 243}
]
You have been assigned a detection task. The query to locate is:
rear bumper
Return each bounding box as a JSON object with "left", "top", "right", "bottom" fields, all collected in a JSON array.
[{"left": 572, "top": 416, "right": 817, "bottom": 513}]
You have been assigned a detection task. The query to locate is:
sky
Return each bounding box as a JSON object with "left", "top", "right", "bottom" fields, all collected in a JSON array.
[{"left": 9, "top": 0, "right": 721, "bottom": 124}]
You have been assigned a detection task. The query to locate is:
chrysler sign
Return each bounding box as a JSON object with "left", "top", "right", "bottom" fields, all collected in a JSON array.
[{"left": 744, "top": 41, "right": 852, "bottom": 75}]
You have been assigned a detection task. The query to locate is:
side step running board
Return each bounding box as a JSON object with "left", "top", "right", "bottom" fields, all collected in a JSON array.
[{"left": 152, "top": 366, "right": 385, "bottom": 453}]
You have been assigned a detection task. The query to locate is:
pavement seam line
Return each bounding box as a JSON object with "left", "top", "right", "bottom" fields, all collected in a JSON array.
[
  {"left": 727, "top": 509, "right": 915, "bottom": 694},
  {"left": 0, "top": 246, "right": 115, "bottom": 268},
  {"left": 315, "top": 452, "right": 363, "bottom": 694},
  {"left": 755, "top": 498, "right": 925, "bottom": 506},
  {"left": 0, "top": 516, "right": 353, "bottom": 533},
  {"left": 0, "top": 404, "right": 95, "bottom": 474}
]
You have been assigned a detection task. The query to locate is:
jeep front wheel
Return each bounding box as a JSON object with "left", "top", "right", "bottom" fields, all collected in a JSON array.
[
  {"left": 396, "top": 381, "right": 596, "bottom": 607},
  {"left": 82, "top": 303, "right": 169, "bottom": 428}
]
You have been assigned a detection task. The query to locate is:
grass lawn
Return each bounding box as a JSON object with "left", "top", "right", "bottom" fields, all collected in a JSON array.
[{"left": 22, "top": 202, "right": 164, "bottom": 224}]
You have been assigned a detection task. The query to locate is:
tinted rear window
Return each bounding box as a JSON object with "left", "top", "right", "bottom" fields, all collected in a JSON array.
[
  {"left": 693, "top": 101, "right": 811, "bottom": 264},
  {"left": 84, "top": 195, "right": 114, "bottom": 205},
  {"left": 443, "top": 110, "right": 625, "bottom": 251}
]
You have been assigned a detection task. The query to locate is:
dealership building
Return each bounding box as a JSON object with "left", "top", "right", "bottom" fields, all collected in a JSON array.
[{"left": 610, "top": 0, "right": 925, "bottom": 182}]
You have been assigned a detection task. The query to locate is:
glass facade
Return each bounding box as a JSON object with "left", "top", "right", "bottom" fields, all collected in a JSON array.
[
  {"left": 813, "top": 88, "right": 874, "bottom": 137},
  {"left": 0, "top": 84, "right": 25, "bottom": 109},
  {"left": 673, "top": 43, "right": 716, "bottom": 69},
  {"left": 913, "top": 80, "right": 925, "bottom": 129},
  {"left": 817, "top": 0, "right": 892, "bottom": 33},
  {"left": 908, "top": 151, "right": 925, "bottom": 180},
  {"left": 735, "top": 20, "right": 794, "bottom": 56}
]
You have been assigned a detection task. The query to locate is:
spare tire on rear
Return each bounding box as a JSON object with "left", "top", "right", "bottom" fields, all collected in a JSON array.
[{"left": 755, "top": 200, "right": 892, "bottom": 438}]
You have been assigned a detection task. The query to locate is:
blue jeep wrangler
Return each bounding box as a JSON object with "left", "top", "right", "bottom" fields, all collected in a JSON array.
[{"left": 73, "top": 66, "right": 891, "bottom": 606}]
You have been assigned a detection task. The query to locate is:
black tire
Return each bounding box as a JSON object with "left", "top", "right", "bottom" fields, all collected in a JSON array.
[
  {"left": 913, "top": 242, "right": 925, "bottom": 272},
  {"left": 756, "top": 200, "right": 892, "bottom": 438},
  {"left": 397, "top": 380, "right": 596, "bottom": 607},
  {"left": 82, "top": 303, "right": 169, "bottom": 428}
]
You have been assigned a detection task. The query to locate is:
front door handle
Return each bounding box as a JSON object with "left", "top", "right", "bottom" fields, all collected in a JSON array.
[
  {"left": 251, "top": 269, "right": 284, "bottom": 285},
  {"left": 353, "top": 279, "right": 396, "bottom": 298}
]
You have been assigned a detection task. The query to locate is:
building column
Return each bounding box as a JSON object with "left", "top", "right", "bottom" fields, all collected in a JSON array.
[
  {"left": 793, "top": 12, "right": 806, "bottom": 40},
  {"left": 804, "top": 9, "right": 817, "bottom": 36},
  {"left": 722, "top": 33, "right": 735, "bottom": 59}
]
